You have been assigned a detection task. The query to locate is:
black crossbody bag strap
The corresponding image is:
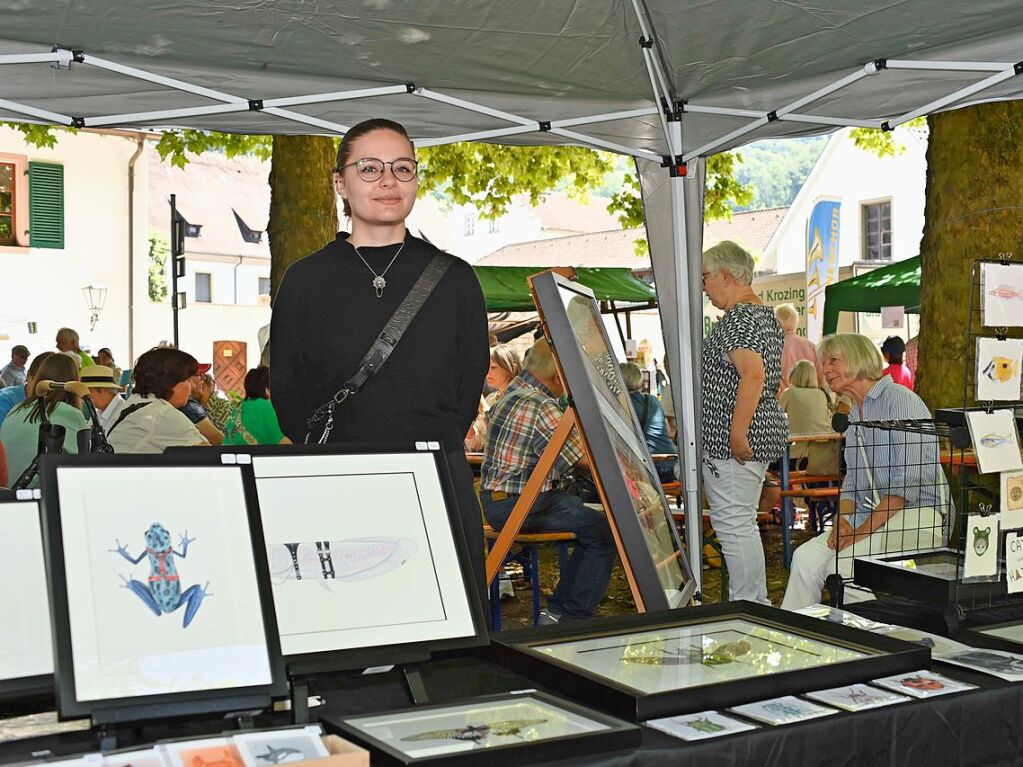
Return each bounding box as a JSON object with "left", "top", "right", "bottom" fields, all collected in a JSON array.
[
  {"left": 106, "top": 401, "right": 151, "bottom": 436},
  {"left": 305, "top": 253, "right": 455, "bottom": 444}
]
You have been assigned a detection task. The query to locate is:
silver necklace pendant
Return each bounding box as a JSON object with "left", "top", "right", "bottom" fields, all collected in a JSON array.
[{"left": 372, "top": 275, "right": 387, "bottom": 298}]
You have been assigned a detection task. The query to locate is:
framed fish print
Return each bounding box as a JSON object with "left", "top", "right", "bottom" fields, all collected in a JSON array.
[
  {"left": 492, "top": 601, "right": 928, "bottom": 721},
  {"left": 178, "top": 444, "right": 489, "bottom": 674},
  {"left": 0, "top": 490, "right": 54, "bottom": 704},
  {"left": 531, "top": 271, "right": 696, "bottom": 612},
  {"left": 981, "top": 262, "right": 1023, "bottom": 328},
  {"left": 324, "top": 691, "right": 639, "bottom": 767},
  {"left": 39, "top": 453, "right": 287, "bottom": 724}
]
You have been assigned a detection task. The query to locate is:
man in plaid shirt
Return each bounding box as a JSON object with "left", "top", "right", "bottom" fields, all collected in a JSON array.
[{"left": 481, "top": 338, "right": 615, "bottom": 623}]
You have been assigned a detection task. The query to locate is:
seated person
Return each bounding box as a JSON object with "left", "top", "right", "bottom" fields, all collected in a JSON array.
[
  {"left": 782, "top": 334, "right": 948, "bottom": 610},
  {"left": 224, "top": 366, "right": 291, "bottom": 445},
  {"left": 178, "top": 363, "right": 224, "bottom": 445},
  {"left": 108, "top": 348, "right": 210, "bottom": 454},
  {"left": 0, "top": 351, "right": 53, "bottom": 426},
  {"left": 79, "top": 364, "right": 127, "bottom": 433},
  {"left": 620, "top": 362, "right": 677, "bottom": 484},
  {"left": 0, "top": 353, "right": 88, "bottom": 487},
  {"left": 778, "top": 360, "right": 837, "bottom": 471},
  {"left": 881, "top": 335, "right": 914, "bottom": 391},
  {"left": 480, "top": 338, "right": 616, "bottom": 624}
]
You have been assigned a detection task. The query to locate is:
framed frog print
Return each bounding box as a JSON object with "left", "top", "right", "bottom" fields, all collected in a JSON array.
[
  {"left": 0, "top": 489, "right": 54, "bottom": 704},
  {"left": 180, "top": 444, "right": 489, "bottom": 674},
  {"left": 39, "top": 453, "right": 287, "bottom": 723},
  {"left": 531, "top": 271, "right": 695, "bottom": 611},
  {"left": 492, "top": 601, "right": 929, "bottom": 721}
]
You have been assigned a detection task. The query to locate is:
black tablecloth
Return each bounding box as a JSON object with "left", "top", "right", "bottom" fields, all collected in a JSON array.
[{"left": 2, "top": 651, "right": 1021, "bottom": 767}]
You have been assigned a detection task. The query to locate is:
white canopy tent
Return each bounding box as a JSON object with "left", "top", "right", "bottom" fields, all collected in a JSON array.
[{"left": 4, "top": 1, "right": 1023, "bottom": 589}]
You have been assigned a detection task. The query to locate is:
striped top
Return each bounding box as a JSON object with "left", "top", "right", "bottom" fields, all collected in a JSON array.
[{"left": 843, "top": 375, "right": 950, "bottom": 528}]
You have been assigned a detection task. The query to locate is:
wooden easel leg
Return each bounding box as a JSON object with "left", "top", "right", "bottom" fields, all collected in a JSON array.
[{"left": 485, "top": 410, "right": 578, "bottom": 585}]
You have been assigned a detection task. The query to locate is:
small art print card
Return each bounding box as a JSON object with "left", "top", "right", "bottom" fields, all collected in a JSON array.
[
  {"left": 964, "top": 515, "right": 1000, "bottom": 579},
  {"left": 1002, "top": 470, "right": 1023, "bottom": 526},
  {"left": 935, "top": 648, "right": 1023, "bottom": 682},
  {"left": 976, "top": 338, "right": 1023, "bottom": 401},
  {"left": 728, "top": 695, "right": 837, "bottom": 726},
  {"left": 233, "top": 726, "right": 329, "bottom": 767},
  {"left": 804, "top": 683, "right": 909, "bottom": 712},
  {"left": 162, "top": 738, "right": 245, "bottom": 767},
  {"left": 1006, "top": 532, "right": 1023, "bottom": 594},
  {"left": 872, "top": 670, "right": 976, "bottom": 699},
  {"left": 644, "top": 710, "right": 757, "bottom": 742},
  {"left": 966, "top": 410, "right": 1023, "bottom": 474},
  {"left": 102, "top": 749, "right": 166, "bottom": 767},
  {"left": 982, "top": 263, "right": 1023, "bottom": 328}
]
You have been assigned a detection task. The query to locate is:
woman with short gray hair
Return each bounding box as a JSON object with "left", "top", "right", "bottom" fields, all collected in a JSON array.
[
  {"left": 781, "top": 333, "right": 948, "bottom": 609},
  {"left": 701, "top": 240, "right": 788, "bottom": 604}
]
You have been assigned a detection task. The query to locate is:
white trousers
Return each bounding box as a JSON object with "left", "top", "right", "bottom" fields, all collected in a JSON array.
[
  {"left": 703, "top": 457, "right": 770, "bottom": 605},
  {"left": 781, "top": 506, "right": 943, "bottom": 610}
]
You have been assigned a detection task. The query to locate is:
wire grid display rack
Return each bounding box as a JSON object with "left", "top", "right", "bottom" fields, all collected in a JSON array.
[{"left": 851, "top": 255, "right": 1023, "bottom": 631}]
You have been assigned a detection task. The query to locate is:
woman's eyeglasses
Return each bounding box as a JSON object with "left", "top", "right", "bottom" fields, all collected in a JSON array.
[{"left": 337, "top": 158, "right": 418, "bottom": 182}]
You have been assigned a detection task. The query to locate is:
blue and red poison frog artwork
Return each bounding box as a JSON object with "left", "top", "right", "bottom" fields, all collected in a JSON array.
[{"left": 111, "top": 523, "right": 211, "bottom": 628}]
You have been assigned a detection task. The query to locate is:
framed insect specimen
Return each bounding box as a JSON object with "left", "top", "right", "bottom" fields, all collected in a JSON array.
[
  {"left": 492, "top": 601, "right": 928, "bottom": 721},
  {"left": 324, "top": 691, "right": 638, "bottom": 767},
  {"left": 175, "top": 444, "right": 489, "bottom": 674},
  {"left": 39, "top": 453, "right": 287, "bottom": 723},
  {"left": 0, "top": 490, "right": 54, "bottom": 704}
]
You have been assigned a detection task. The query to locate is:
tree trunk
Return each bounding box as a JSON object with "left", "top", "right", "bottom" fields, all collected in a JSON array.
[
  {"left": 917, "top": 103, "right": 1023, "bottom": 411},
  {"left": 267, "top": 135, "right": 338, "bottom": 300}
]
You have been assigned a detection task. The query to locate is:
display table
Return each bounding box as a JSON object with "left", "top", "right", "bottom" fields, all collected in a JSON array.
[{"left": 0, "top": 654, "right": 1018, "bottom": 767}]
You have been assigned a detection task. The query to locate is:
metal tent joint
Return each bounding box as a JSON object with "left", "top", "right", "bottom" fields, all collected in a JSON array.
[
  {"left": 248, "top": 99, "right": 263, "bottom": 111},
  {"left": 638, "top": 36, "right": 653, "bottom": 49},
  {"left": 538, "top": 120, "right": 551, "bottom": 132},
  {"left": 1015, "top": 62, "right": 1023, "bottom": 75}
]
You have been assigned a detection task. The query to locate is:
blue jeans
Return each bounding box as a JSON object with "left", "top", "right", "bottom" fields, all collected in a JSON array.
[{"left": 481, "top": 490, "right": 616, "bottom": 620}]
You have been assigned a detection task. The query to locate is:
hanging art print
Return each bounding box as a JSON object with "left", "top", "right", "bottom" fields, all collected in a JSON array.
[
  {"left": 966, "top": 409, "right": 1023, "bottom": 474},
  {"left": 963, "top": 515, "right": 1000, "bottom": 579},
  {"left": 981, "top": 263, "right": 1023, "bottom": 328},
  {"left": 1001, "top": 470, "right": 1023, "bottom": 526},
  {"left": 975, "top": 338, "right": 1023, "bottom": 401}
]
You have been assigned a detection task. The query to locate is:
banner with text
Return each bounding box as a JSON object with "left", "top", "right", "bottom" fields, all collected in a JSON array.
[{"left": 805, "top": 198, "right": 841, "bottom": 343}]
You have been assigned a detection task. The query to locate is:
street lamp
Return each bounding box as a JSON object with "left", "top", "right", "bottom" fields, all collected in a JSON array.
[{"left": 82, "top": 284, "right": 108, "bottom": 331}]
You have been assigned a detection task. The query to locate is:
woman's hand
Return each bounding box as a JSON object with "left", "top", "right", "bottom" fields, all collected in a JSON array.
[{"left": 730, "top": 429, "right": 754, "bottom": 465}]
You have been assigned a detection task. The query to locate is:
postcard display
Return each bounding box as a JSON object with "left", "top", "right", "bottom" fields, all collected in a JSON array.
[
  {"left": 855, "top": 256, "right": 1023, "bottom": 633},
  {"left": 527, "top": 271, "right": 698, "bottom": 611}
]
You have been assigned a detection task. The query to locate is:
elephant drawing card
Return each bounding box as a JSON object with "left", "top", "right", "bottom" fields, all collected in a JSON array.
[
  {"left": 981, "top": 263, "right": 1023, "bottom": 328},
  {"left": 249, "top": 452, "right": 477, "bottom": 657},
  {"left": 644, "top": 710, "right": 757, "bottom": 741},
  {"left": 966, "top": 410, "right": 1023, "bottom": 474},
  {"left": 872, "top": 670, "right": 976, "bottom": 698},
  {"left": 975, "top": 338, "right": 1023, "bottom": 401},
  {"left": 963, "top": 515, "right": 1000, "bottom": 579},
  {"left": 53, "top": 465, "right": 275, "bottom": 702},
  {"left": 233, "top": 726, "right": 329, "bottom": 767},
  {"left": 727, "top": 696, "right": 836, "bottom": 726},
  {"left": 0, "top": 498, "right": 54, "bottom": 682}
]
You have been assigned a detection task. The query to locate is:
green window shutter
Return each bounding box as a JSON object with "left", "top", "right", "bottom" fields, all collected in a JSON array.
[{"left": 28, "top": 161, "right": 64, "bottom": 249}]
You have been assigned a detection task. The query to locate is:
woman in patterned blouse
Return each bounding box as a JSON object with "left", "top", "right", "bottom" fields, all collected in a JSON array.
[{"left": 701, "top": 241, "right": 788, "bottom": 604}]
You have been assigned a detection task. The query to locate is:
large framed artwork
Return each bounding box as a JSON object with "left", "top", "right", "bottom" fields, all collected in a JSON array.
[
  {"left": 39, "top": 453, "right": 287, "bottom": 723},
  {"left": 492, "top": 601, "right": 929, "bottom": 721},
  {"left": 173, "top": 444, "right": 488, "bottom": 673},
  {"left": 0, "top": 490, "right": 54, "bottom": 703},
  {"left": 324, "top": 691, "right": 639, "bottom": 767},
  {"left": 531, "top": 271, "right": 695, "bottom": 611}
]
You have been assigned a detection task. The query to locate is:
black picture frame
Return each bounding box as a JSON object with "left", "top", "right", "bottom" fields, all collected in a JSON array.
[
  {"left": 531, "top": 272, "right": 696, "bottom": 611},
  {"left": 0, "top": 489, "right": 54, "bottom": 706},
  {"left": 953, "top": 619, "right": 1023, "bottom": 653},
  {"left": 322, "top": 691, "right": 639, "bottom": 767},
  {"left": 853, "top": 547, "right": 1008, "bottom": 606},
  {"left": 491, "top": 601, "right": 929, "bottom": 721},
  {"left": 39, "top": 452, "right": 288, "bottom": 724},
  {"left": 169, "top": 444, "right": 489, "bottom": 675}
]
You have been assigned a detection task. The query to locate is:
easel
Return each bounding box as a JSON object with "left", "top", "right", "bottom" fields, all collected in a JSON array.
[{"left": 483, "top": 327, "right": 648, "bottom": 613}]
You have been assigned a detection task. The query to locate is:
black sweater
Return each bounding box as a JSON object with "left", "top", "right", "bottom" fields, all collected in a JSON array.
[{"left": 270, "top": 232, "right": 489, "bottom": 450}]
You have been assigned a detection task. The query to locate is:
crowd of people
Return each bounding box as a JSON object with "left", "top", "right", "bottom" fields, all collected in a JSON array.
[
  {"left": 0, "top": 328, "right": 289, "bottom": 488},
  {"left": 0, "top": 114, "right": 945, "bottom": 624}
]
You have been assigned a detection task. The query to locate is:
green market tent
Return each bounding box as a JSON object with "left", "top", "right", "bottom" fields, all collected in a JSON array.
[
  {"left": 475, "top": 266, "right": 656, "bottom": 312},
  {"left": 822, "top": 256, "right": 921, "bottom": 335}
]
